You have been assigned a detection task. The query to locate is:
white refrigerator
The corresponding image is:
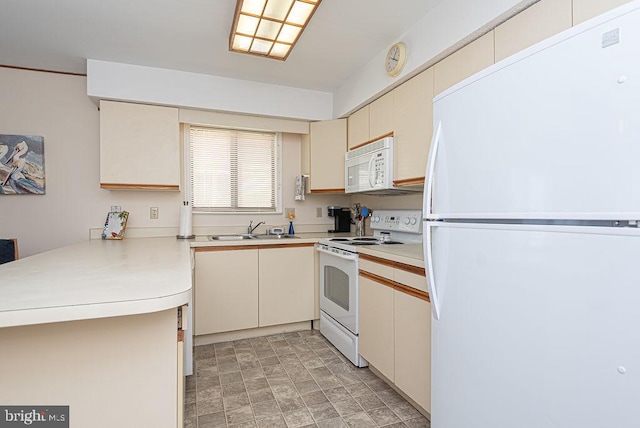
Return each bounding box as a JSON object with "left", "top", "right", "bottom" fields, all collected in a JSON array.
[{"left": 422, "top": 2, "right": 640, "bottom": 427}]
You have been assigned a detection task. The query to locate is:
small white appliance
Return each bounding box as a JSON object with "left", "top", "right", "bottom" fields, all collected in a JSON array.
[
  {"left": 424, "top": 3, "right": 640, "bottom": 427},
  {"left": 318, "top": 209, "right": 422, "bottom": 367},
  {"left": 346, "top": 136, "right": 419, "bottom": 194}
]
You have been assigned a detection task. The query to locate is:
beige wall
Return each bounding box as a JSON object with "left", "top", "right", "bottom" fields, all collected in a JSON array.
[{"left": 0, "top": 67, "right": 350, "bottom": 257}]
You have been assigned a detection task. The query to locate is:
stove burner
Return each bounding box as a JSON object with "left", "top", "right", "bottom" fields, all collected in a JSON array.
[{"left": 330, "top": 238, "right": 351, "bottom": 241}]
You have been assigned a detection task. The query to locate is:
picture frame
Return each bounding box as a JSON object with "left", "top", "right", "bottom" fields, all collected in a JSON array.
[
  {"left": 0, "top": 134, "right": 46, "bottom": 195},
  {"left": 102, "top": 211, "right": 129, "bottom": 240}
]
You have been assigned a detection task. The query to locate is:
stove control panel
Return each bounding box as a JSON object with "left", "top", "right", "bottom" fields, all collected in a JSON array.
[{"left": 370, "top": 209, "right": 422, "bottom": 234}]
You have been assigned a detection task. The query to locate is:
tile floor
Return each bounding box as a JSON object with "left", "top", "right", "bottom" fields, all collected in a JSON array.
[{"left": 185, "top": 330, "right": 431, "bottom": 428}]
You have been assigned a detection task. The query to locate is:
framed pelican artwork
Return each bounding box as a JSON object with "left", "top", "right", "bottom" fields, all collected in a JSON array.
[{"left": 0, "top": 134, "right": 46, "bottom": 195}]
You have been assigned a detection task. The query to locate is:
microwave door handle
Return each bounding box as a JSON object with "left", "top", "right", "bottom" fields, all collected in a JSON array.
[
  {"left": 316, "top": 246, "right": 358, "bottom": 261},
  {"left": 368, "top": 156, "right": 376, "bottom": 187}
]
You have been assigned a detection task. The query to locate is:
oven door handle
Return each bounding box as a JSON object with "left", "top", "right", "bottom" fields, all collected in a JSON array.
[{"left": 316, "top": 246, "right": 358, "bottom": 261}]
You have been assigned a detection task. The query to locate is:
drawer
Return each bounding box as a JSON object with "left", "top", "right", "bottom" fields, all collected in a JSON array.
[
  {"left": 394, "top": 268, "right": 428, "bottom": 294},
  {"left": 359, "top": 258, "right": 393, "bottom": 279}
]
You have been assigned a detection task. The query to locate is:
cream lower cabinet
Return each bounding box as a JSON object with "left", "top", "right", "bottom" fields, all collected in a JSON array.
[
  {"left": 394, "top": 290, "right": 431, "bottom": 412},
  {"left": 259, "top": 245, "right": 315, "bottom": 327},
  {"left": 359, "top": 275, "right": 395, "bottom": 380},
  {"left": 358, "top": 255, "right": 431, "bottom": 413},
  {"left": 194, "top": 248, "right": 259, "bottom": 335},
  {"left": 194, "top": 244, "right": 315, "bottom": 336}
]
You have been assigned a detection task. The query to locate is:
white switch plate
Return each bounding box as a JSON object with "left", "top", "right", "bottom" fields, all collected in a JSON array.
[
  {"left": 316, "top": 207, "right": 322, "bottom": 218},
  {"left": 150, "top": 207, "right": 159, "bottom": 219}
]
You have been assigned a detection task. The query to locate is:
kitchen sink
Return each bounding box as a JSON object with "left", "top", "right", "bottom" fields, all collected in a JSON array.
[
  {"left": 252, "top": 234, "right": 299, "bottom": 239},
  {"left": 209, "top": 234, "right": 299, "bottom": 241},
  {"left": 209, "top": 234, "right": 254, "bottom": 241}
]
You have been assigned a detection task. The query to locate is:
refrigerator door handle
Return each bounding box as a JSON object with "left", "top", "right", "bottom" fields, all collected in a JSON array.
[
  {"left": 424, "top": 121, "right": 442, "bottom": 219},
  {"left": 425, "top": 221, "right": 441, "bottom": 320}
]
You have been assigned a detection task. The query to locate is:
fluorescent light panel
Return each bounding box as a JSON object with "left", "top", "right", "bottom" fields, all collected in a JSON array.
[{"left": 229, "top": 0, "right": 321, "bottom": 60}]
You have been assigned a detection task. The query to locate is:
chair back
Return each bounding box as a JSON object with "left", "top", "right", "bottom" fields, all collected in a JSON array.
[{"left": 0, "top": 239, "right": 18, "bottom": 264}]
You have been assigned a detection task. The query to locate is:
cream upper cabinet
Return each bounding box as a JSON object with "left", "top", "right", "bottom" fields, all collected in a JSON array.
[
  {"left": 99, "top": 100, "right": 180, "bottom": 190},
  {"left": 394, "top": 291, "right": 431, "bottom": 413},
  {"left": 358, "top": 275, "right": 395, "bottom": 381},
  {"left": 194, "top": 249, "right": 259, "bottom": 335},
  {"left": 495, "top": 0, "right": 572, "bottom": 62},
  {"left": 309, "top": 119, "right": 347, "bottom": 192},
  {"left": 434, "top": 31, "right": 495, "bottom": 96},
  {"left": 573, "top": 0, "right": 631, "bottom": 24},
  {"left": 369, "top": 91, "right": 394, "bottom": 141},
  {"left": 258, "top": 245, "right": 315, "bottom": 327},
  {"left": 347, "top": 105, "right": 370, "bottom": 149},
  {"left": 393, "top": 67, "right": 434, "bottom": 186}
]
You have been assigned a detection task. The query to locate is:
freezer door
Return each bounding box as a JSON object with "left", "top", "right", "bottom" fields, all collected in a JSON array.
[
  {"left": 430, "top": 222, "right": 640, "bottom": 428},
  {"left": 429, "top": 5, "right": 640, "bottom": 219}
]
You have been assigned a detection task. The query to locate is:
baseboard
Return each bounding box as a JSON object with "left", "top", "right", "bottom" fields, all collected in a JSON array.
[{"left": 194, "top": 320, "right": 319, "bottom": 345}]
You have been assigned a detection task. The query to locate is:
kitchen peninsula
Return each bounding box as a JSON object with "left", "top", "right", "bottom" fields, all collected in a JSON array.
[{"left": 0, "top": 237, "right": 191, "bottom": 428}]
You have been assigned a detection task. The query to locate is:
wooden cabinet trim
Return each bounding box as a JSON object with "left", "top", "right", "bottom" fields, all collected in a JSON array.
[
  {"left": 349, "top": 132, "right": 394, "bottom": 151},
  {"left": 359, "top": 253, "right": 395, "bottom": 268},
  {"left": 257, "top": 243, "right": 315, "bottom": 250},
  {"left": 395, "top": 282, "right": 430, "bottom": 302},
  {"left": 309, "top": 188, "right": 345, "bottom": 194},
  {"left": 393, "top": 177, "right": 425, "bottom": 187},
  {"left": 360, "top": 270, "right": 396, "bottom": 289},
  {"left": 360, "top": 270, "right": 430, "bottom": 302},
  {"left": 196, "top": 245, "right": 255, "bottom": 252},
  {"left": 100, "top": 183, "right": 180, "bottom": 191},
  {"left": 359, "top": 253, "right": 426, "bottom": 276},
  {"left": 195, "top": 242, "right": 314, "bottom": 252}
]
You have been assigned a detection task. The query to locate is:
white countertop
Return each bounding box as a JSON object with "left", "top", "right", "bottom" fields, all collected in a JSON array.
[
  {"left": 0, "top": 233, "right": 422, "bottom": 329},
  {"left": 191, "top": 233, "right": 424, "bottom": 267},
  {"left": 0, "top": 237, "right": 192, "bottom": 328}
]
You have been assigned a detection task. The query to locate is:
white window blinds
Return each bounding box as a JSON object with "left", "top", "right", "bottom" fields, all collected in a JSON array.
[{"left": 190, "top": 126, "right": 278, "bottom": 212}]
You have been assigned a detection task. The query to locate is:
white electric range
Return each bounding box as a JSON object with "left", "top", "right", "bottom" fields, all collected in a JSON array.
[{"left": 316, "top": 209, "right": 422, "bottom": 366}]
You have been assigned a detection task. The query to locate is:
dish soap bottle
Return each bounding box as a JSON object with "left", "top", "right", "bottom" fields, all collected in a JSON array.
[{"left": 288, "top": 212, "right": 295, "bottom": 235}]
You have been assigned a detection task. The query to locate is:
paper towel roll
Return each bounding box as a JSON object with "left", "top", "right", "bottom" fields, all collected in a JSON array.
[{"left": 178, "top": 203, "right": 194, "bottom": 238}]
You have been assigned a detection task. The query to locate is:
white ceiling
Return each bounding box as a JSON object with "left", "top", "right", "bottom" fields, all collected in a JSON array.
[{"left": 0, "top": 0, "right": 445, "bottom": 92}]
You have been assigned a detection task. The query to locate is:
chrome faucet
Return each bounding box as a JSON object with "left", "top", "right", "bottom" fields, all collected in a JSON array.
[{"left": 248, "top": 220, "right": 265, "bottom": 234}]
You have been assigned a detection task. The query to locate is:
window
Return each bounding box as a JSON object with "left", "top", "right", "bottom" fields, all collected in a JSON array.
[{"left": 189, "top": 126, "right": 280, "bottom": 212}]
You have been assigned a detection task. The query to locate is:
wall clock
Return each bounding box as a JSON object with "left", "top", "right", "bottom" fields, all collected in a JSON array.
[{"left": 385, "top": 42, "right": 407, "bottom": 77}]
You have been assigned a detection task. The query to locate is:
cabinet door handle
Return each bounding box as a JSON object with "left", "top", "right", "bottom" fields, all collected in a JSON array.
[{"left": 316, "top": 246, "right": 358, "bottom": 261}]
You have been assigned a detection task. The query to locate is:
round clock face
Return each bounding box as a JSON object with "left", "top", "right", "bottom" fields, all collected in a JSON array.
[{"left": 385, "top": 42, "right": 407, "bottom": 77}]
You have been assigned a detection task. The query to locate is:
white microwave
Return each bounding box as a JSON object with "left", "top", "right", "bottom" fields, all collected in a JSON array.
[{"left": 345, "top": 136, "right": 394, "bottom": 194}]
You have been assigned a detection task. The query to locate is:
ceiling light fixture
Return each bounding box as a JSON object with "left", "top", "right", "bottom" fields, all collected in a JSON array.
[{"left": 229, "top": 0, "right": 322, "bottom": 60}]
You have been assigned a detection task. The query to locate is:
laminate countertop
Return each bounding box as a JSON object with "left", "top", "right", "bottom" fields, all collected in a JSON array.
[
  {"left": 192, "top": 233, "right": 424, "bottom": 267},
  {"left": 0, "top": 237, "right": 192, "bottom": 328}
]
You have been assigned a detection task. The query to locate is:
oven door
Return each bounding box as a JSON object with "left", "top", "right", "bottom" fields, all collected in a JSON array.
[{"left": 317, "top": 245, "right": 358, "bottom": 334}]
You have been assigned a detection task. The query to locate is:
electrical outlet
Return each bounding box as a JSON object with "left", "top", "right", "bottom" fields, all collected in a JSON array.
[
  {"left": 111, "top": 205, "right": 121, "bottom": 213},
  {"left": 316, "top": 207, "right": 322, "bottom": 218},
  {"left": 285, "top": 208, "right": 295, "bottom": 218},
  {"left": 150, "top": 207, "right": 159, "bottom": 220}
]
